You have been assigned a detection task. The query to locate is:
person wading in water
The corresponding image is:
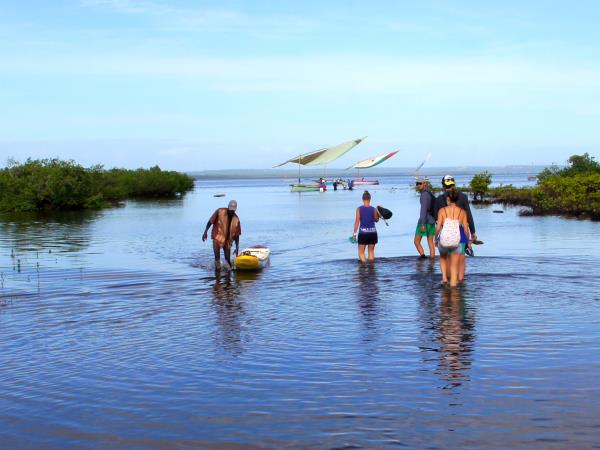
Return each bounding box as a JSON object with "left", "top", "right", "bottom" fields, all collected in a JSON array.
[
  {"left": 353, "top": 191, "right": 380, "bottom": 263},
  {"left": 433, "top": 175, "right": 477, "bottom": 282},
  {"left": 202, "top": 200, "right": 241, "bottom": 270},
  {"left": 435, "top": 187, "right": 471, "bottom": 287},
  {"left": 414, "top": 177, "right": 436, "bottom": 259}
]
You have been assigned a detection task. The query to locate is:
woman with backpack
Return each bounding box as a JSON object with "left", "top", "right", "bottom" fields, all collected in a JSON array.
[{"left": 435, "top": 188, "right": 471, "bottom": 287}]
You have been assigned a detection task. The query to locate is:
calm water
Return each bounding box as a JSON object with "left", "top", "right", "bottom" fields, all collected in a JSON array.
[{"left": 1, "top": 174, "right": 599, "bottom": 449}]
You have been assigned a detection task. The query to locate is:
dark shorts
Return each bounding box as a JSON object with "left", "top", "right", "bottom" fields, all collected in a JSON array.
[{"left": 358, "top": 232, "right": 378, "bottom": 245}]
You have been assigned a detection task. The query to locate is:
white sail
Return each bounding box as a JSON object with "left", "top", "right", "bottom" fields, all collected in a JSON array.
[
  {"left": 348, "top": 151, "right": 399, "bottom": 169},
  {"left": 275, "top": 136, "right": 367, "bottom": 167}
]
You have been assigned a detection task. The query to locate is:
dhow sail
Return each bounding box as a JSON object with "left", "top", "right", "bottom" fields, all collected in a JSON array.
[
  {"left": 348, "top": 150, "right": 399, "bottom": 169},
  {"left": 275, "top": 136, "right": 367, "bottom": 167}
]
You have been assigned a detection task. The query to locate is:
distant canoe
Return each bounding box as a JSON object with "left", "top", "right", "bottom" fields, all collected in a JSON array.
[
  {"left": 290, "top": 183, "right": 323, "bottom": 192},
  {"left": 213, "top": 194, "right": 226, "bottom": 197},
  {"left": 352, "top": 178, "right": 379, "bottom": 185}
]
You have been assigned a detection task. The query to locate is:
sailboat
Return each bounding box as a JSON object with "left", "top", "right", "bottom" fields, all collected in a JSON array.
[
  {"left": 347, "top": 150, "right": 399, "bottom": 185},
  {"left": 275, "top": 137, "right": 367, "bottom": 192}
]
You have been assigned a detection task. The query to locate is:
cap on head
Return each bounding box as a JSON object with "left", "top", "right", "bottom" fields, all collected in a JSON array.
[
  {"left": 228, "top": 200, "right": 237, "bottom": 211},
  {"left": 442, "top": 175, "right": 455, "bottom": 187},
  {"left": 415, "top": 176, "right": 429, "bottom": 186}
]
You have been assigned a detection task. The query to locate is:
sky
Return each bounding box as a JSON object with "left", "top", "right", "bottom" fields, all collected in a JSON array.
[{"left": 1, "top": 0, "right": 599, "bottom": 171}]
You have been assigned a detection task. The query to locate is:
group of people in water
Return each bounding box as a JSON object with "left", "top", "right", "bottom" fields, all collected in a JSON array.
[
  {"left": 354, "top": 175, "right": 477, "bottom": 287},
  {"left": 203, "top": 174, "right": 477, "bottom": 286}
]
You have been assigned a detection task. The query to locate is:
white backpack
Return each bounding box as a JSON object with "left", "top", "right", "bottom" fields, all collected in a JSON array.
[{"left": 439, "top": 208, "right": 462, "bottom": 248}]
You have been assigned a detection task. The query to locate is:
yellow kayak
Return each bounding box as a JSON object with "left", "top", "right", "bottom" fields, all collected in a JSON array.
[{"left": 234, "top": 245, "right": 270, "bottom": 270}]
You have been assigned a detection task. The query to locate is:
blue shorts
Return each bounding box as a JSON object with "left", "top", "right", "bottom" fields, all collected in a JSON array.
[
  {"left": 459, "top": 226, "right": 468, "bottom": 255},
  {"left": 438, "top": 244, "right": 462, "bottom": 255}
]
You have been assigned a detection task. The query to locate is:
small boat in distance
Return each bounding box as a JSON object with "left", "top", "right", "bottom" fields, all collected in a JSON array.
[
  {"left": 275, "top": 137, "right": 367, "bottom": 193},
  {"left": 347, "top": 150, "right": 399, "bottom": 186},
  {"left": 290, "top": 183, "right": 323, "bottom": 192},
  {"left": 352, "top": 178, "right": 380, "bottom": 186},
  {"left": 528, "top": 176, "right": 537, "bottom": 181}
]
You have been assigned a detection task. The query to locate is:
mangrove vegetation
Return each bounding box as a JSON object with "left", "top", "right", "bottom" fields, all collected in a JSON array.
[
  {"left": 0, "top": 158, "right": 195, "bottom": 212},
  {"left": 482, "top": 153, "right": 600, "bottom": 220}
]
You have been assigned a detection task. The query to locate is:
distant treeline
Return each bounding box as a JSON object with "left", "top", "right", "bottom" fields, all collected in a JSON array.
[
  {"left": 474, "top": 154, "right": 599, "bottom": 220},
  {"left": 191, "top": 165, "right": 550, "bottom": 180},
  {"left": 0, "top": 159, "right": 195, "bottom": 212}
]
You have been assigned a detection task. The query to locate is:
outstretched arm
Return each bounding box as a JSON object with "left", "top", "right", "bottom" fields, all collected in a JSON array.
[
  {"left": 419, "top": 193, "right": 429, "bottom": 225},
  {"left": 461, "top": 211, "right": 471, "bottom": 242},
  {"left": 461, "top": 195, "right": 476, "bottom": 236},
  {"left": 202, "top": 210, "right": 218, "bottom": 242},
  {"left": 353, "top": 208, "right": 360, "bottom": 237}
]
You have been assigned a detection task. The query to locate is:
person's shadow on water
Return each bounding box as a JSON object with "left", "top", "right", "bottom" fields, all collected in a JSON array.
[
  {"left": 436, "top": 286, "right": 476, "bottom": 391},
  {"left": 210, "top": 269, "right": 246, "bottom": 356},
  {"left": 413, "top": 259, "right": 476, "bottom": 392},
  {"left": 354, "top": 263, "right": 381, "bottom": 344}
]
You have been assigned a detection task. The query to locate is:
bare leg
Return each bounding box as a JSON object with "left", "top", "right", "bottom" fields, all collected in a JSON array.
[
  {"left": 212, "top": 241, "right": 222, "bottom": 269},
  {"left": 439, "top": 253, "right": 448, "bottom": 284},
  {"left": 426, "top": 235, "right": 436, "bottom": 258},
  {"left": 450, "top": 253, "right": 460, "bottom": 287},
  {"left": 458, "top": 253, "right": 466, "bottom": 282},
  {"left": 414, "top": 235, "right": 425, "bottom": 256},
  {"left": 367, "top": 244, "right": 376, "bottom": 262},
  {"left": 223, "top": 245, "right": 232, "bottom": 269},
  {"left": 358, "top": 244, "right": 367, "bottom": 263}
]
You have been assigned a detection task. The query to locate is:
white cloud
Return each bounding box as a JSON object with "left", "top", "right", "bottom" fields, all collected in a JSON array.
[
  {"left": 79, "top": 0, "right": 319, "bottom": 33},
  {"left": 3, "top": 52, "right": 600, "bottom": 98}
]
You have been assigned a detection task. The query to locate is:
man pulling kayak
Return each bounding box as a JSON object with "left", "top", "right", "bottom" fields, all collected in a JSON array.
[{"left": 202, "top": 200, "right": 241, "bottom": 270}]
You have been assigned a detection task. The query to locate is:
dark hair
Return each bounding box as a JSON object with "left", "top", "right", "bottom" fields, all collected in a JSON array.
[
  {"left": 362, "top": 190, "right": 371, "bottom": 201},
  {"left": 447, "top": 187, "right": 460, "bottom": 203}
]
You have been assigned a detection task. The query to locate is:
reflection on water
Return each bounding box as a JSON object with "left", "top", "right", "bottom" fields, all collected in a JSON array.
[
  {"left": 413, "top": 259, "right": 475, "bottom": 391},
  {"left": 0, "top": 176, "right": 599, "bottom": 448},
  {"left": 354, "top": 263, "right": 380, "bottom": 343},
  {"left": 209, "top": 269, "right": 263, "bottom": 355},
  {"left": 437, "top": 287, "right": 475, "bottom": 390},
  {"left": 211, "top": 270, "right": 246, "bottom": 355},
  {"left": 0, "top": 210, "right": 99, "bottom": 254}
]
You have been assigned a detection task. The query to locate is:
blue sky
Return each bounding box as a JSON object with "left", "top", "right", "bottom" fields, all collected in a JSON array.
[{"left": 1, "top": 0, "right": 599, "bottom": 170}]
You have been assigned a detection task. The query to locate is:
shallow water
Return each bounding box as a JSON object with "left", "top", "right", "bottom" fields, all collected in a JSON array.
[{"left": 1, "top": 174, "right": 599, "bottom": 449}]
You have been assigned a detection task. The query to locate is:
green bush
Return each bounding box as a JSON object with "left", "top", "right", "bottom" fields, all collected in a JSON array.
[
  {"left": 470, "top": 171, "right": 492, "bottom": 201},
  {"left": 489, "top": 185, "right": 536, "bottom": 207},
  {"left": 535, "top": 172, "right": 600, "bottom": 218},
  {"left": 0, "top": 158, "right": 195, "bottom": 212},
  {"left": 488, "top": 154, "right": 600, "bottom": 219},
  {"left": 538, "top": 152, "right": 600, "bottom": 182}
]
